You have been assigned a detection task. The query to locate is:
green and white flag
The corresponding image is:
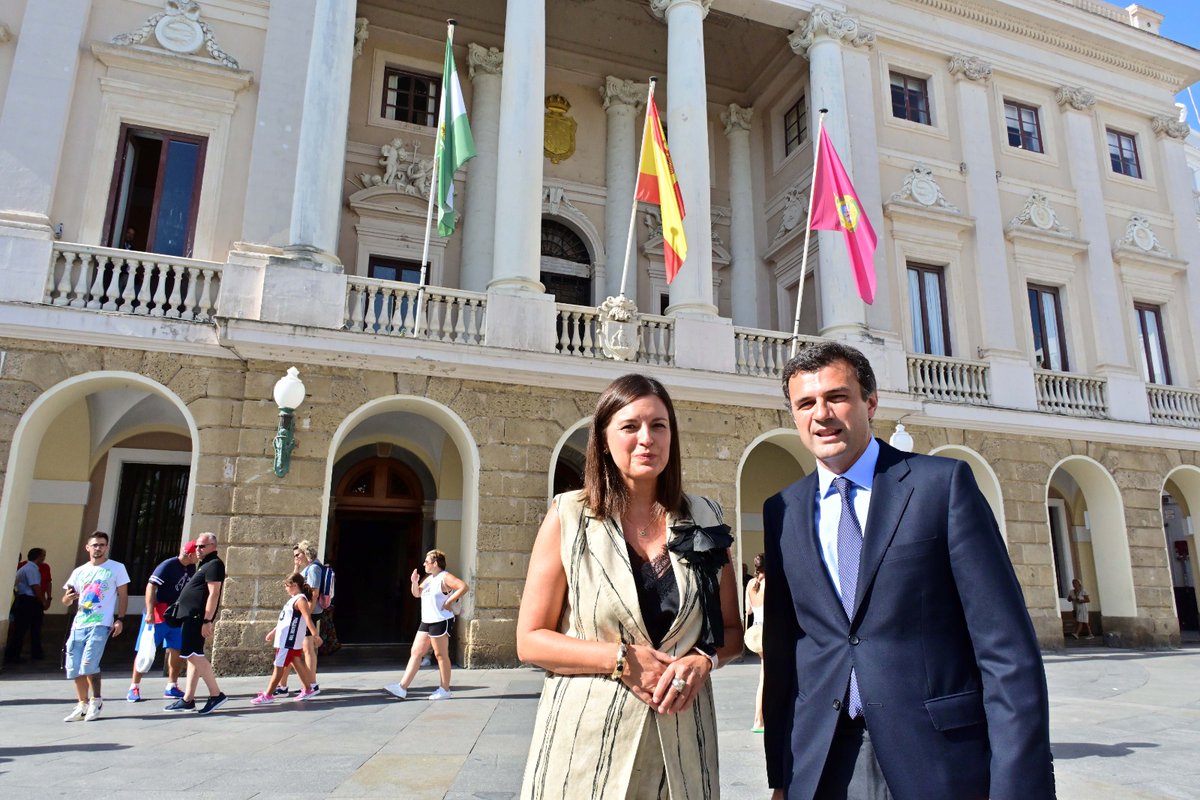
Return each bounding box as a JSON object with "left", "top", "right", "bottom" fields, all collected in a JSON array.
[{"left": 435, "top": 35, "right": 476, "bottom": 237}]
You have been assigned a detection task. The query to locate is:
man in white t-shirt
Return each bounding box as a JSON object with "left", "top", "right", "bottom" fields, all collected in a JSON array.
[{"left": 61, "top": 532, "right": 129, "bottom": 722}]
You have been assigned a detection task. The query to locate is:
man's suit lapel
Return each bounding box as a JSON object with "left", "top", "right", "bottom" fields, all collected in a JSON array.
[
  {"left": 782, "top": 473, "right": 847, "bottom": 623},
  {"left": 852, "top": 440, "right": 913, "bottom": 621}
]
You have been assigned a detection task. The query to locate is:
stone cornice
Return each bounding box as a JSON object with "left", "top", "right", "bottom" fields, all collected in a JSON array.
[
  {"left": 600, "top": 76, "right": 645, "bottom": 111},
  {"left": 649, "top": 0, "right": 712, "bottom": 22},
  {"left": 721, "top": 104, "right": 752, "bottom": 136},
  {"left": 1151, "top": 113, "right": 1190, "bottom": 141},
  {"left": 904, "top": 0, "right": 1192, "bottom": 87},
  {"left": 789, "top": 6, "right": 876, "bottom": 57},
  {"left": 1055, "top": 85, "right": 1095, "bottom": 111},
  {"left": 467, "top": 43, "right": 502, "bottom": 79},
  {"left": 947, "top": 53, "right": 992, "bottom": 82}
]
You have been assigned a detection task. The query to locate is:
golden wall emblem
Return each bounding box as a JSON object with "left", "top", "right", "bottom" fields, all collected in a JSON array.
[{"left": 543, "top": 94, "right": 576, "bottom": 164}]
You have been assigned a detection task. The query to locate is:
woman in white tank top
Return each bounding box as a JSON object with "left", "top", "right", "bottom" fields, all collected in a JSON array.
[{"left": 384, "top": 549, "right": 469, "bottom": 701}]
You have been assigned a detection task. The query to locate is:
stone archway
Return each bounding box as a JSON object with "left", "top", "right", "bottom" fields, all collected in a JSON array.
[
  {"left": 548, "top": 417, "right": 590, "bottom": 500},
  {"left": 0, "top": 372, "right": 199, "bottom": 637},
  {"left": 1045, "top": 456, "right": 1137, "bottom": 643},
  {"left": 929, "top": 445, "right": 1007, "bottom": 542},
  {"left": 1163, "top": 466, "right": 1200, "bottom": 635}
]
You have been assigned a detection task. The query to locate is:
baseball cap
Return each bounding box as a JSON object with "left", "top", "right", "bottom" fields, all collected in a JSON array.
[{"left": 182, "top": 540, "right": 199, "bottom": 554}]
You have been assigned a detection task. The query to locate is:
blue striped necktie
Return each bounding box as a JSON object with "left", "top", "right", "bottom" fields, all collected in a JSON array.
[{"left": 833, "top": 476, "right": 863, "bottom": 718}]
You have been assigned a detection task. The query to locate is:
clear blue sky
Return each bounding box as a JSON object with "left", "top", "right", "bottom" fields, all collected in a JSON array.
[{"left": 1108, "top": 0, "right": 1200, "bottom": 127}]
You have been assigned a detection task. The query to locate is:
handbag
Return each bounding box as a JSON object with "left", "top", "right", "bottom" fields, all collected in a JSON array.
[{"left": 744, "top": 624, "right": 763, "bottom": 655}]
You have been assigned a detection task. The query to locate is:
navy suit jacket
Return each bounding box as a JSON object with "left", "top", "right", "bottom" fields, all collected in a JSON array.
[{"left": 762, "top": 440, "right": 1054, "bottom": 800}]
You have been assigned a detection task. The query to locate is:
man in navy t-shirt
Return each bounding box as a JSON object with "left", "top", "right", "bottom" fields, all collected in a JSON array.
[{"left": 126, "top": 541, "right": 198, "bottom": 702}]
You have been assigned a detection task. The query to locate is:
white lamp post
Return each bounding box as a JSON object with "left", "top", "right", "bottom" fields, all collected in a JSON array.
[
  {"left": 272, "top": 367, "right": 307, "bottom": 477},
  {"left": 889, "top": 421, "right": 914, "bottom": 452}
]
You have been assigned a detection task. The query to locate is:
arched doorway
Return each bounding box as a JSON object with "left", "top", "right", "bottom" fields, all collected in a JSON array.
[
  {"left": 550, "top": 422, "right": 589, "bottom": 499},
  {"left": 1163, "top": 467, "right": 1200, "bottom": 637},
  {"left": 541, "top": 218, "right": 593, "bottom": 305},
  {"left": 330, "top": 457, "right": 424, "bottom": 644},
  {"left": 929, "top": 445, "right": 1007, "bottom": 542}
]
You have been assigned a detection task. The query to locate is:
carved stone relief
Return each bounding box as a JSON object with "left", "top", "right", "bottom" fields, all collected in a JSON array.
[
  {"left": 543, "top": 186, "right": 582, "bottom": 217},
  {"left": 1150, "top": 113, "right": 1189, "bottom": 141},
  {"left": 649, "top": 0, "right": 714, "bottom": 22},
  {"left": 721, "top": 104, "right": 753, "bottom": 135},
  {"left": 789, "top": 6, "right": 876, "bottom": 57},
  {"left": 354, "top": 18, "right": 369, "bottom": 58},
  {"left": 947, "top": 53, "right": 992, "bottom": 82},
  {"left": 601, "top": 76, "right": 645, "bottom": 110},
  {"left": 1007, "top": 192, "right": 1071, "bottom": 235},
  {"left": 468, "top": 44, "right": 503, "bottom": 79},
  {"left": 0, "top": 23, "right": 11, "bottom": 44},
  {"left": 1054, "top": 86, "right": 1095, "bottom": 111},
  {"left": 1113, "top": 215, "right": 1172, "bottom": 257},
  {"left": 112, "top": 0, "right": 239, "bottom": 69},
  {"left": 889, "top": 164, "right": 959, "bottom": 212},
  {"left": 773, "top": 186, "right": 808, "bottom": 243},
  {"left": 356, "top": 138, "right": 434, "bottom": 198},
  {"left": 544, "top": 95, "right": 577, "bottom": 164}
]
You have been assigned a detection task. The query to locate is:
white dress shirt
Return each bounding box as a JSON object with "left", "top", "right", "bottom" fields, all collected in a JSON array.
[{"left": 813, "top": 436, "right": 880, "bottom": 603}]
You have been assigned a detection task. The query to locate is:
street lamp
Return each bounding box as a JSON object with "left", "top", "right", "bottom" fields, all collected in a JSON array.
[
  {"left": 888, "top": 421, "right": 914, "bottom": 452},
  {"left": 273, "top": 367, "right": 306, "bottom": 477}
]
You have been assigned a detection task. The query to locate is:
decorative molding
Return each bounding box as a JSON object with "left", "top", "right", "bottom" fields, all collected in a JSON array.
[
  {"left": 0, "top": 23, "right": 11, "bottom": 44},
  {"left": 600, "top": 76, "right": 645, "bottom": 110},
  {"left": 789, "top": 6, "right": 876, "bottom": 58},
  {"left": 1054, "top": 85, "right": 1096, "bottom": 111},
  {"left": 355, "top": 138, "right": 433, "bottom": 199},
  {"left": 112, "top": 1, "right": 240, "bottom": 70},
  {"left": 888, "top": 164, "right": 959, "bottom": 212},
  {"left": 468, "top": 43, "right": 503, "bottom": 79},
  {"left": 907, "top": 0, "right": 1190, "bottom": 87},
  {"left": 1113, "top": 215, "right": 1172, "bottom": 258},
  {"left": 1150, "top": 113, "right": 1189, "bottom": 141},
  {"left": 721, "top": 104, "right": 753, "bottom": 136},
  {"left": 772, "top": 185, "right": 808, "bottom": 244},
  {"left": 542, "top": 186, "right": 582, "bottom": 217},
  {"left": 947, "top": 53, "right": 992, "bottom": 82},
  {"left": 649, "top": 0, "right": 713, "bottom": 22},
  {"left": 1007, "top": 192, "right": 1071, "bottom": 236},
  {"left": 354, "top": 17, "right": 368, "bottom": 58},
  {"left": 641, "top": 207, "right": 730, "bottom": 264}
]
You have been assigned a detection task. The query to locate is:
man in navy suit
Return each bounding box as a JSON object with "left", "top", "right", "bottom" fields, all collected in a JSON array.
[{"left": 763, "top": 342, "right": 1054, "bottom": 799}]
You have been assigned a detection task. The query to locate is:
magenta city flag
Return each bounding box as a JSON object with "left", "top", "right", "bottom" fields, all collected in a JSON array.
[{"left": 809, "top": 127, "right": 877, "bottom": 304}]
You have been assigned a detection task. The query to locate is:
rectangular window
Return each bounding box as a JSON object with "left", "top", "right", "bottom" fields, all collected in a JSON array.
[
  {"left": 1107, "top": 128, "right": 1141, "bottom": 178},
  {"left": 1135, "top": 303, "right": 1171, "bottom": 385},
  {"left": 906, "top": 263, "right": 951, "bottom": 356},
  {"left": 1004, "top": 101, "right": 1043, "bottom": 153},
  {"left": 1028, "top": 283, "right": 1068, "bottom": 371},
  {"left": 381, "top": 67, "right": 439, "bottom": 126},
  {"left": 103, "top": 125, "right": 207, "bottom": 257},
  {"left": 889, "top": 72, "right": 931, "bottom": 125},
  {"left": 365, "top": 256, "right": 424, "bottom": 332},
  {"left": 783, "top": 97, "right": 807, "bottom": 156}
]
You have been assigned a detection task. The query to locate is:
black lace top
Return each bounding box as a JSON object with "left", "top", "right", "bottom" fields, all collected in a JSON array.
[{"left": 627, "top": 544, "right": 679, "bottom": 648}]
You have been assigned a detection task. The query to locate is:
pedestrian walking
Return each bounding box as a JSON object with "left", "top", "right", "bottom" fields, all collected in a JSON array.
[
  {"left": 384, "top": 549, "right": 468, "bottom": 700},
  {"left": 164, "top": 532, "right": 228, "bottom": 715},
  {"left": 127, "top": 540, "right": 198, "bottom": 702},
  {"left": 61, "top": 532, "right": 129, "bottom": 722},
  {"left": 251, "top": 572, "right": 323, "bottom": 706}
]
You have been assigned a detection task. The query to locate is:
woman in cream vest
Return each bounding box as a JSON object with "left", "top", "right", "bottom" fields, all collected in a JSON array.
[{"left": 517, "top": 374, "right": 742, "bottom": 799}]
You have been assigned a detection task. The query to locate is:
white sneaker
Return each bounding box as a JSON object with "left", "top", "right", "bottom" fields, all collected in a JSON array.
[
  {"left": 84, "top": 698, "right": 103, "bottom": 721},
  {"left": 429, "top": 687, "right": 452, "bottom": 701},
  {"left": 383, "top": 683, "right": 407, "bottom": 699},
  {"left": 63, "top": 701, "right": 88, "bottom": 722}
]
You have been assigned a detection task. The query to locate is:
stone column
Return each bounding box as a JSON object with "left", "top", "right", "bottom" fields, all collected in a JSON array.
[
  {"left": 789, "top": 6, "right": 874, "bottom": 339},
  {"left": 601, "top": 76, "right": 645, "bottom": 300},
  {"left": 1152, "top": 112, "right": 1200, "bottom": 386},
  {"left": 652, "top": 0, "right": 716, "bottom": 317},
  {"left": 489, "top": 0, "right": 546, "bottom": 293},
  {"left": 722, "top": 104, "right": 761, "bottom": 326},
  {"left": 1057, "top": 86, "right": 1146, "bottom": 420},
  {"left": 283, "top": 0, "right": 357, "bottom": 266},
  {"left": 459, "top": 44, "right": 503, "bottom": 293},
  {"left": 948, "top": 54, "right": 1036, "bottom": 409},
  {"left": 0, "top": 0, "right": 92, "bottom": 303}
]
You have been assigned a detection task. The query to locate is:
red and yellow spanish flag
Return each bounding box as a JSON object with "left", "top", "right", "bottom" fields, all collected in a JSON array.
[{"left": 635, "top": 97, "right": 687, "bottom": 283}]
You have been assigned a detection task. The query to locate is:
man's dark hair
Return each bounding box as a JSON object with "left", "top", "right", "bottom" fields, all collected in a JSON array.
[
  {"left": 88, "top": 531, "right": 110, "bottom": 543},
  {"left": 26, "top": 547, "right": 46, "bottom": 562},
  {"left": 781, "top": 341, "right": 877, "bottom": 402}
]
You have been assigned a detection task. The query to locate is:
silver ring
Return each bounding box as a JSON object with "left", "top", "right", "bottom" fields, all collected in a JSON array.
[{"left": 671, "top": 677, "right": 687, "bottom": 693}]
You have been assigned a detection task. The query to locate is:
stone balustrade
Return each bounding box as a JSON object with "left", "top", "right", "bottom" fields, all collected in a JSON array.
[
  {"left": 45, "top": 243, "right": 222, "bottom": 321},
  {"left": 1147, "top": 384, "right": 1200, "bottom": 429},
  {"left": 344, "top": 277, "right": 486, "bottom": 345},
  {"left": 907, "top": 353, "right": 991, "bottom": 405},
  {"left": 555, "top": 303, "right": 601, "bottom": 358},
  {"left": 734, "top": 327, "right": 821, "bottom": 378},
  {"left": 1035, "top": 370, "right": 1108, "bottom": 418}
]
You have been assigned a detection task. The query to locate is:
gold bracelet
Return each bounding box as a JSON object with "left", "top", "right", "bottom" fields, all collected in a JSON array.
[{"left": 610, "top": 642, "right": 628, "bottom": 680}]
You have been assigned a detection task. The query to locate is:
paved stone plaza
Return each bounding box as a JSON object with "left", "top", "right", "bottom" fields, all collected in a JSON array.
[{"left": 1, "top": 648, "right": 1197, "bottom": 798}]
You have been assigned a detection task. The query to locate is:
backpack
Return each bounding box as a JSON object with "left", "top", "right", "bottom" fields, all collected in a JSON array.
[{"left": 314, "top": 561, "right": 335, "bottom": 611}]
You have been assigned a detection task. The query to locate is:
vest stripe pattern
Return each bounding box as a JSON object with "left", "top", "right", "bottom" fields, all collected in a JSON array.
[{"left": 519, "top": 490, "right": 724, "bottom": 800}]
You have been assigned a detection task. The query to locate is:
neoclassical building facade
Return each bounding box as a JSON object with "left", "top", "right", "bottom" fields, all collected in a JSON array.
[{"left": 1, "top": 0, "right": 1199, "bottom": 672}]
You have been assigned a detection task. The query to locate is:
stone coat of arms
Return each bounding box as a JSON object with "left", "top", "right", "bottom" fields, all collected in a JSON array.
[{"left": 544, "top": 94, "right": 576, "bottom": 164}]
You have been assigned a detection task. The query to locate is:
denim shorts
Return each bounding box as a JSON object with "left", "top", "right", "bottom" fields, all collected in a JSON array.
[{"left": 64, "top": 625, "right": 112, "bottom": 679}]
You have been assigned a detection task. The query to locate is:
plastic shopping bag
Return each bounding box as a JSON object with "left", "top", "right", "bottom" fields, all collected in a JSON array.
[{"left": 134, "top": 623, "right": 157, "bottom": 673}]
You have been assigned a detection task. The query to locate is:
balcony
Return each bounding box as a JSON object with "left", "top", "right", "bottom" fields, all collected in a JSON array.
[
  {"left": 1035, "top": 370, "right": 1108, "bottom": 418},
  {"left": 1147, "top": 384, "right": 1200, "bottom": 429},
  {"left": 344, "top": 277, "right": 485, "bottom": 345},
  {"left": 734, "top": 328, "right": 822, "bottom": 378},
  {"left": 907, "top": 354, "right": 990, "bottom": 405}
]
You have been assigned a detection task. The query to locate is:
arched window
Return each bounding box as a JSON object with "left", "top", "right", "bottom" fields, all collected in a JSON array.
[{"left": 540, "top": 219, "right": 592, "bottom": 305}]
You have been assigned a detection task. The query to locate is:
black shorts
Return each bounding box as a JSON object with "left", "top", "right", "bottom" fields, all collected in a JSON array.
[
  {"left": 417, "top": 619, "right": 452, "bottom": 638},
  {"left": 180, "top": 618, "right": 206, "bottom": 659}
]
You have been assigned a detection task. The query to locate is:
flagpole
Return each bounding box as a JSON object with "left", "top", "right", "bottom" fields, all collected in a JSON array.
[
  {"left": 789, "top": 108, "right": 828, "bottom": 359},
  {"left": 414, "top": 19, "right": 456, "bottom": 338},
  {"left": 616, "top": 77, "right": 657, "bottom": 300}
]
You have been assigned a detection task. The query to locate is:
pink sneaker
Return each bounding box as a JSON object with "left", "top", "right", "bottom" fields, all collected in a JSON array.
[
  {"left": 250, "top": 692, "right": 274, "bottom": 706},
  {"left": 296, "top": 686, "right": 321, "bottom": 701}
]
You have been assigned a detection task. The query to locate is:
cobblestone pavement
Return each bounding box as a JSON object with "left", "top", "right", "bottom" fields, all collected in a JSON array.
[{"left": 1, "top": 647, "right": 1198, "bottom": 798}]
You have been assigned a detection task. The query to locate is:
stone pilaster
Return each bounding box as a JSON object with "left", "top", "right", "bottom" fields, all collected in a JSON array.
[
  {"left": 600, "top": 76, "right": 645, "bottom": 300},
  {"left": 460, "top": 44, "right": 503, "bottom": 293},
  {"left": 1152, "top": 111, "right": 1200, "bottom": 386},
  {"left": 722, "top": 104, "right": 762, "bottom": 326}
]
